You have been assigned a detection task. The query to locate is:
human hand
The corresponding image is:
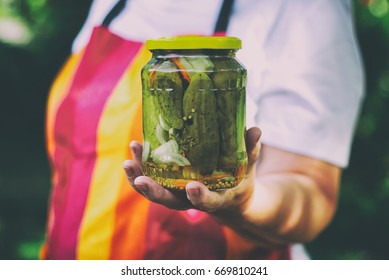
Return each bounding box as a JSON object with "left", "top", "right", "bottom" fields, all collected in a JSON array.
[{"left": 123, "top": 127, "right": 261, "bottom": 217}]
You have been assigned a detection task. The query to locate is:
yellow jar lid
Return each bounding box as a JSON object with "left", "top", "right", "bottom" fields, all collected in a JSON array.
[{"left": 146, "top": 36, "right": 242, "bottom": 50}]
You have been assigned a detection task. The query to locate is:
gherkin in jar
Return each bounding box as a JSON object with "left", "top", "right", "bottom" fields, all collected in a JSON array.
[{"left": 141, "top": 36, "right": 247, "bottom": 190}]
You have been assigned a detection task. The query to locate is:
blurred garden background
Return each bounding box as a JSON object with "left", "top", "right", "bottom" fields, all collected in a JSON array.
[{"left": 0, "top": 0, "right": 388, "bottom": 260}]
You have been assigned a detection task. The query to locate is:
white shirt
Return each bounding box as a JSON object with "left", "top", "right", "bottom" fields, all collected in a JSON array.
[{"left": 73, "top": 0, "right": 364, "bottom": 168}]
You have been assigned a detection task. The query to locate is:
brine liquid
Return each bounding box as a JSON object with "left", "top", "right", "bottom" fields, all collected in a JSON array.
[{"left": 143, "top": 160, "right": 247, "bottom": 190}]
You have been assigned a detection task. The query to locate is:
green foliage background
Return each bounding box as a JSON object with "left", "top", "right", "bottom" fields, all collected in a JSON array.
[{"left": 0, "top": 0, "right": 388, "bottom": 260}]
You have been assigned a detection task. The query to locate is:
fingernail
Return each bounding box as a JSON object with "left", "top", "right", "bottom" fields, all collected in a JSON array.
[
  {"left": 128, "top": 141, "right": 135, "bottom": 151},
  {"left": 135, "top": 182, "right": 148, "bottom": 194},
  {"left": 253, "top": 128, "right": 261, "bottom": 143},
  {"left": 122, "top": 161, "right": 133, "bottom": 175},
  {"left": 186, "top": 187, "right": 200, "bottom": 198}
]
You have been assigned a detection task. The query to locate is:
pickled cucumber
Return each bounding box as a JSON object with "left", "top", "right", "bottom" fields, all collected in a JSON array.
[
  {"left": 154, "top": 61, "right": 184, "bottom": 129},
  {"left": 142, "top": 66, "right": 160, "bottom": 152},
  {"left": 182, "top": 72, "right": 219, "bottom": 174},
  {"left": 211, "top": 59, "right": 240, "bottom": 168}
]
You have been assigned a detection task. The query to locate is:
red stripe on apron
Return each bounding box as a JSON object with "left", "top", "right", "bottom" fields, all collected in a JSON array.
[{"left": 144, "top": 206, "right": 227, "bottom": 259}]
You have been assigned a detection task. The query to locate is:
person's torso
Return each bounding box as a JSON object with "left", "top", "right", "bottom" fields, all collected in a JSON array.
[{"left": 43, "top": 0, "right": 327, "bottom": 260}]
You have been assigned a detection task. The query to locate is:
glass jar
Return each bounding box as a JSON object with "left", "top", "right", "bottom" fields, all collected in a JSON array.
[{"left": 141, "top": 36, "right": 247, "bottom": 190}]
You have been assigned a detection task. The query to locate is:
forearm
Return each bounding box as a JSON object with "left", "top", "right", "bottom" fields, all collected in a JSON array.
[
  {"left": 125, "top": 138, "right": 340, "bottom": 248},
  {"left": 212, "top": 172, "right": 337, "bottom": 247}
]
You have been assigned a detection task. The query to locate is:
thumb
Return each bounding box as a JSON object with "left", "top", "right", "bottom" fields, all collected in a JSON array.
[
  {"left": 245, "top": 127, "right": 262, "bottom": 174},
  {"left": 129, "top": 141, "right": 143, "bottom": 166}
]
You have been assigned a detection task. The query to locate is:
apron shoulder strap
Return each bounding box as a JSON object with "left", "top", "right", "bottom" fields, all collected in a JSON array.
[
  {"left": 102, "top": 0, "right": 127, "bottom": 27},
  {"left": 214, "top": 0, "right": 235, "bottom": 34},
  {"left": 102, "top": 0, "right": 235, "bottom": 33}
]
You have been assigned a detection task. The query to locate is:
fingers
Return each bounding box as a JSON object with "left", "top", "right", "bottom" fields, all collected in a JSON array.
[
  {"left": 124, "top": 128, "right": 262, "bottom": 213},
  {"left": 124, "top": 164, "right": 244, "bottom": 213},
  {"left": 123, "top": 159, "right": 144, "bottom": 194},
  {"left": 123, "top": 141, "right": 144, "bottom": 194},
  {"left": 130, "top": 141, "right": 143, "bottom": 166},
  {"left": 245, "top": 127, "right": 262, "bottom": 174},
  {"left": 125, "top": 141, "right": 192, "bottom": 209},
  {"left": 186, "top": 181, "right": 228, "bottom": 212},
  {"left": 123, "top": 158, "right": 192, "bottom": 209},
  {"left": 134, "top": 176, "right": 193, "bottom": 210}
]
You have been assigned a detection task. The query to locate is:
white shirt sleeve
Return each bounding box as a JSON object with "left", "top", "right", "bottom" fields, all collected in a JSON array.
[{"left": 241, "top": 0, "right": 364, "bottom": 167}]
